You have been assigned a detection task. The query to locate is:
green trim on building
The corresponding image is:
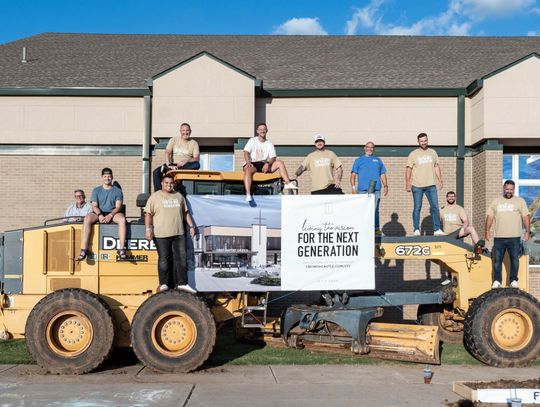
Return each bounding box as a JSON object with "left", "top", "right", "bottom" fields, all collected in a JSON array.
[
  {"left": 261, "top": 88, "right": 468, "bottom": 98},
  {"left": 0, "top": 145, "right": 142, "bottom": 156},
  {"left": 482, "top": 53, "right": 540, "bottom": 80},
  {"left": 471, "top": 139, "right": 503, "bottom": 155},
  {"left": 151, "top": 51, "right": 257, "bottom": 83},
  {"left": 0, "top": 87, "right": 150, "bottom": 96}
]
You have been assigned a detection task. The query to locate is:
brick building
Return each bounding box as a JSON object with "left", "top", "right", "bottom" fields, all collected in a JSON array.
[{"left": 0, "top": 33, "right": 539, "bottom": 299}]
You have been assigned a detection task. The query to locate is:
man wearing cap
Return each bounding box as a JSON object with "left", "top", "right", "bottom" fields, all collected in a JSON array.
[
  {"left": 440, "top": 191, "right": 479, "bottom": 243},
  {"left": 78, "top": 167, "right": 127, "bottom": 261},
  {"left": 405, "top": 132, "right": 444, "bottom": 236},
  {"left": 64, "top": 189, "right": 92, "bottom": 223},
  {"left": 350, "top": 141, "right": 388, "bottom": 233},
  {"left": 486, "top": 180, "right": 530, "bottom": 289},
  {"left": 296, "top": 134, "right": 343, "bottom": 194},
  {"left": 243, "top": 122, "right": 297, "bottom": 202},
  {"left": 152, "top": 122, "right": 201, "bottom": 192},
  {"left": 145, "top": 174, "right": 197, "bottom": 293}
]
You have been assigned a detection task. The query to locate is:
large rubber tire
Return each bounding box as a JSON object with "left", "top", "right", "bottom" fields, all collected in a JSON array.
[
  {"left": 25, "top": 288, "right": 114, "bottom": 374},
  {"left": 131, "top": 290, "right": 216, "bottom": 373},
  {"left": 463, "top": 288, "right": 540, "bottom": 367},
  {"left": 418, "top": 304, "right": 463, "bottom": 344}
]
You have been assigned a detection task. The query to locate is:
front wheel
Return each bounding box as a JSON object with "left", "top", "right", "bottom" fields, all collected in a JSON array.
[
  {"left": 463, "top": 288, "right": 540, "bottom": 367},
  {"left": 25, "top": 289, "right": 115, "bottom": 374},
  {"left": 131, "top": 290, "right": 216, "bottom": 373}
]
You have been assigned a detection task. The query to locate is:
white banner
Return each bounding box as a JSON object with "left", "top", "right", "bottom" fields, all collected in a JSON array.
[{"left": 281, "top": 195, "right": 375, "bottom": 291}]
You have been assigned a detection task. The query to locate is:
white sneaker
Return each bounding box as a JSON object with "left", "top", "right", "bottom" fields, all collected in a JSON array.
[
  {"left": 245, "top": 195, "right": 253, "bottom": 202},
  {"left": 413, "top": 229, "right": 421, "bottom": 236},
  {"left": 177, "top": 284, "right": 197, "bottom": 294},
  {"left": 434, "top": 229, "right": 445, "bottom": 236},
  {"left": 283, "top": 183, "right": 298, "bottom": 190},
  {"left": 441, "top": 279, "right": 451, "bottom": 286},
  {"left": 510, "top": 280, "right": 519, "bottom": 288},
  {"left": 159, "top": 284, "right": 169, "bottom": 292},
  {"left": 491, "top": 280, "right": 501, "bottom": 289}
]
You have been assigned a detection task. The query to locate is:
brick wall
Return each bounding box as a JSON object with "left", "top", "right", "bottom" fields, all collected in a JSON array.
[{"left": 0, "top": 156, "right": 142, "bottom": 231}]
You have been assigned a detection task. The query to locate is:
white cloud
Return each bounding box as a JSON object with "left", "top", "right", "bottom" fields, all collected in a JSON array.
[
  {"left": 459, "top": 0, "right": 535, "bottom": 19},
  {"left": 273, "top": 17, "right": 328, "bottom": 35},
  {"left": 528, "top": 30, "right": 538, "bottom": 35},
  {"left": 345, "top": 0, "right": 537, "bottom": 36}
]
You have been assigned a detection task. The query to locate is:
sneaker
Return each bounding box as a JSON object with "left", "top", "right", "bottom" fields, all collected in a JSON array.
[
  {"left": 159, "top": 284, "right": 169, "bottom": 292},
  {"left": 245, "top": 195, "right": 253, "bottom": 202},
  {"left": 510, "top": 280, "right": 519, "bottom": 288},
  {"left": 491, "top": 280, "right": 501, "bottom": 289},
  {"left": 441, "top": 279, "right": 451, "bottom": 286},
  {"left": 283, "top": 183, "right": 298, "bottom": 190},
  {"left": 413, "top": 229, "right": 421, "bottom": 236},
  {"left": 434, "top": 229, "right": 445, "bottom": 236},
  {"left": 177, "top": 284, "right": 197, "bottom": 294}
]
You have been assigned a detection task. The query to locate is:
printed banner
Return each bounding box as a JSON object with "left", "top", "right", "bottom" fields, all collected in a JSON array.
[{"left": 280, "top": 195, "right": 375, "bottom": 290}]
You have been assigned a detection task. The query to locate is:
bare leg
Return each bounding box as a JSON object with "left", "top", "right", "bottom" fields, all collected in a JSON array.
[
  {"left": 243, "top": 165, "right": 257, "bottom": 196},
  {"left": 270, "top": 160, "right": 291, "bottom": 183},
  {"left": 463, "top": 225, "right": 479, "bottom": 244},
  {"left": 81, "top": 213, "right": 98, "bottom": 250},
  {"left": 113, "top": 213, "right": 127, "bottom": 249}
]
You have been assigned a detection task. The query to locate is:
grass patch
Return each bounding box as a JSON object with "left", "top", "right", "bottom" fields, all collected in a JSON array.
[
  {"left": 1, "top": 329, "right": 538, "bottom": 367},
  {"left": 0, "top": 339, "right": 33, "bottom": 364}
]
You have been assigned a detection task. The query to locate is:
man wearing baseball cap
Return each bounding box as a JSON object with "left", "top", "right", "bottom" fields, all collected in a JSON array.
[
  {"left": 295, "top": 134, "right": 343, "bottom": 194},
  {"left": 78, "top": 167, "right": 127, "bottom": 261}
]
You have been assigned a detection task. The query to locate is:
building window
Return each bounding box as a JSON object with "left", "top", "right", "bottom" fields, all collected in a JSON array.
[
  {"left": 503, "top": 154, "right": 540, "bottom": 266},
  {"left": 199, "top": 153, "right": 234, "bottom": 171}
]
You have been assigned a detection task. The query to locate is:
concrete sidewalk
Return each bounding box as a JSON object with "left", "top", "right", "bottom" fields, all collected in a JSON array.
[{"left": 0, "top": 364, "right": 538, "bottom": 406}]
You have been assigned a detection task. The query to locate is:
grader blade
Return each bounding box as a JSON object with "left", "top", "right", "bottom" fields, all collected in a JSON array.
[{"left": 367, "top": 322, "right": 440, "bottom": 364}]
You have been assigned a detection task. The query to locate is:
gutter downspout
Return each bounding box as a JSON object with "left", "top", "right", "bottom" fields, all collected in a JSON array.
[
  {"left": 456, "top": 94, "right": 465, "bottom": 206},
  {"left": 142, "top": 94, "right": 152, "bottom": 194}
]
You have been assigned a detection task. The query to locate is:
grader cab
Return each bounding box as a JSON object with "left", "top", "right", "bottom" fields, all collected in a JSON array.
[{"left": 0, "top": 169, "right": 539, "bottom": 373}]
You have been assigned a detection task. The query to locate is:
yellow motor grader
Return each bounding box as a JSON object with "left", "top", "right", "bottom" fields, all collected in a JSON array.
[{"left": 0, "top": 170, "right": 538, "bottom": 373}]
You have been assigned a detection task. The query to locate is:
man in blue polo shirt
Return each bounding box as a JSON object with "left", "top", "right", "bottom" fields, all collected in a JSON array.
[{"left": 350, "top": 141, "right": 388, "bottom": 234}]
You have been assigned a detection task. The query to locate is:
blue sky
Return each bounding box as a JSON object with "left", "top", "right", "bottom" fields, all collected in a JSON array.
[{"left": 1, "top": 0, "right": 540, "bottom": 44}]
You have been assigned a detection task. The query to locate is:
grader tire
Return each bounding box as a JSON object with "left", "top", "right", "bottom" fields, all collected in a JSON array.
[
  {"left": 418, "top": 304, "right": 463, "bottom": 344},
  {"left": 131, "top": 290, "right": 216, "bottom": 373},
  {"left": 25, "top": 288, "right": 114, "bottom": 374},
  {"left": 463, "top": 288, "right": 540, "bottom": 367}
]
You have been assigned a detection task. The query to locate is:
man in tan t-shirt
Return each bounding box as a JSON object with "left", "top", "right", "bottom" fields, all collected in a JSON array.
[
  {"left": 145, "top": 174, "right": 197, "bottom": 293},
  {"left": 405, "top": 133, "right": 444, "bottom": 236},
  {"left": 296, "top": 134, "right": 343, "bottom": 194},
  {"left": 440, "top": 191, "right": 479, "bottom": 243},
  {"left": 485, "top": 179, "right": 530, "bottom": 289},
  {"left": 152, "top": 122, "right": 201, "bottom": 192}
]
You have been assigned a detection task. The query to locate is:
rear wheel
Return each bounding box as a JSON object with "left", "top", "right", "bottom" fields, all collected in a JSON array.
[
  {"left": 463, "top": 288, "right": 540, "bottom": 367},
  {"left": 418, "top": 304, "right": 463, "bottom": 344},
  {"left": 131, "top": 290, "right": 216, "bottom": 372},
  {"left": 25, "top": 289, "right": 114, "bottom": 374}
]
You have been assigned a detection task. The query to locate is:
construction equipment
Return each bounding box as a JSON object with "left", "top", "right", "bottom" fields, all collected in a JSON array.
[{"left": 0, "top": 170, "right": 538, "bottom": 373}]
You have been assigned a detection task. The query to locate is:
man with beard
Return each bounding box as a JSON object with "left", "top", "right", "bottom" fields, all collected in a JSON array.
[
  {"left": 486, "top": 180, "right": 530, "bottom": 289},
  {"left": 145, "top": 174, "right": 197, "bottom": 293},
  {"left": 440, "top": 191, "right": 479, "bottom": 243}
]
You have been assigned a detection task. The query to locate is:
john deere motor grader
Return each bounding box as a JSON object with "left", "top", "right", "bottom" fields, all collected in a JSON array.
[{"left": 0, "top": 170, "right": 539, "bottom": 374}]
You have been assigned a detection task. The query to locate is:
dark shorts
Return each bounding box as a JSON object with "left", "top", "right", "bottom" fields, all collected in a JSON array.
[
  {"left": 447, "top": 229, "right": 464, "bottom": 239},
  {"left": 101, "top": 211, "right": 111, "bottom": 217},
  {"left": 243, "top": 161, "right": 267, "bottom": 172}
]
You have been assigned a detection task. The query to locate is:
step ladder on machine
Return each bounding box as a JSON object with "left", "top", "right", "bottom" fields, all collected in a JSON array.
[{"left": 241, "top": 292, "right": 269, "bottom": 328}]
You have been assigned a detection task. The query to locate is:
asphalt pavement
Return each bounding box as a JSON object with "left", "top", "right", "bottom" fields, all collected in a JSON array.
[{"left": 0, "top": 363, "right": 538, "bottom": 406}]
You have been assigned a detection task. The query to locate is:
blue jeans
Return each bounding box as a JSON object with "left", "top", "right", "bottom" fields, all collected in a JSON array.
[
  {"left": 492, "top": 237, "right": 520, "bottom": 283},
  {"left": 411, "top": 185, "right": 441, "bottom": 231},
  {"left": 358, "top": 190, "right": 381, "bottom": 229}
]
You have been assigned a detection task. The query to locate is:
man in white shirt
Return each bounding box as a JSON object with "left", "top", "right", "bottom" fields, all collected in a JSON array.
[
  {"left": 243, "top": 123, "right": 297, "bottom": 202},
  {"left": 64, "top": 189, "right": 92, "bottom": 223}
]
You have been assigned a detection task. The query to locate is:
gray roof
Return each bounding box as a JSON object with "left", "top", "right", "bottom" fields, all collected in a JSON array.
[{"left": 1, "top": 33, "right": 540, "bottom": 89}]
